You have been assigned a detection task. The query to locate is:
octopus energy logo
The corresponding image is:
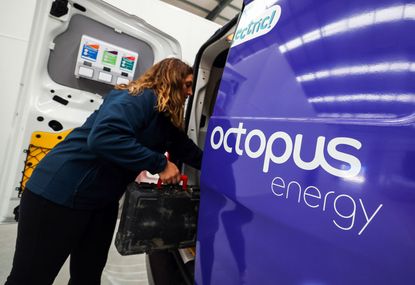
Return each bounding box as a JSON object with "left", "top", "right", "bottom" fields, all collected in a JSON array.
[
  {"left": 210, "top": 123, "right": 383, "bottom": 236},
  {"left": 209, "top": 122, "right": 362, "bottom": 178}
]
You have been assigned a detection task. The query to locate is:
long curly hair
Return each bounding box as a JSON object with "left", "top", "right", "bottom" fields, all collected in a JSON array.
[{"left": 115, "top": 58, "right": 193, "bottom": 128}]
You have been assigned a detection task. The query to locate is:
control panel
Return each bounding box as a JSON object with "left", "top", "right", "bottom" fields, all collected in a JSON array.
[{"left": 74, "top": 35, "right": 139, "bottom": 85}]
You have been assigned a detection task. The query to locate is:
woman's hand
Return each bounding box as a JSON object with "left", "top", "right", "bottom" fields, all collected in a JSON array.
[{"left": 159, "top": 161, "right": 181, "bottom": 184}]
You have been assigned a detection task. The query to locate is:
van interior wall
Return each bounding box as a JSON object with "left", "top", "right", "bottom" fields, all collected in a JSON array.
[
  {"left": 49, "top": 14, "right": 154, "bottom": 96},
  {"left": 182, "top": 48, "right": 228, "bottom": 188},
  {"left": 198, "top": 64, "right": 226, "bottom": 149}
]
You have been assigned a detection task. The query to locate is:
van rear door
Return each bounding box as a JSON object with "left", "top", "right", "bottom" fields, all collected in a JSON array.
[{"left": 0, "top": 0, "right": 219, "bottom": 222}]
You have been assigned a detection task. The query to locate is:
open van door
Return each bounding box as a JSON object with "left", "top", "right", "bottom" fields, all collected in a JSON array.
[{"left": 0, "top": 0, "right": 219, "bottom": 223}]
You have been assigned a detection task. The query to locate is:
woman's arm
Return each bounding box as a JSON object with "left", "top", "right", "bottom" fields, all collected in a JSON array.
[
  {"left": 167, "top": 127, "right": 203, "bottom": 170},
  {"left": 87, "top": 92, "right": 167, "bottom": 174}
]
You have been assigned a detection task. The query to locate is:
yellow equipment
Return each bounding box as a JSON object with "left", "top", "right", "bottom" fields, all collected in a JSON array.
[{"left": 19, "top": 129, "right": 72, "bottom": 195}]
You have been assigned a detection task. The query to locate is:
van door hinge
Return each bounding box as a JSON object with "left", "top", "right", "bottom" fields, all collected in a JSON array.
[{"left": 50, "top": 0, "right": 69, "bottom": 18}]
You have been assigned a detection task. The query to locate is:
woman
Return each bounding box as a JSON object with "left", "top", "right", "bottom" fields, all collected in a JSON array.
[{"left": 6, "top": 58, "right": 202, "bottom": 284}]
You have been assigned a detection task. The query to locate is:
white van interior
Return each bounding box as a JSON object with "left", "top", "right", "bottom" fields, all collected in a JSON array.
[
  {"left": 184, "top": 16, "right": 238, "bottom": 186},
  {"left": 0, "top": 0, "right": 219, "bottom": 223}
]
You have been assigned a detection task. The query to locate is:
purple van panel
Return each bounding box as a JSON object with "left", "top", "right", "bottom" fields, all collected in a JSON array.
[{"left": 197, "top": 0, "right": 415, "bottom": 284}]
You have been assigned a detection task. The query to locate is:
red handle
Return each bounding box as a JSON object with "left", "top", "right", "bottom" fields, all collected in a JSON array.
[{"left": 157, "top": 175, "right": 188, "bottom": 190}]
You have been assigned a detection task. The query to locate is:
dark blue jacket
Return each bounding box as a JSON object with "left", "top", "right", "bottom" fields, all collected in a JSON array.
[{"left": 27, "top": 89, "right": 202, "bottom": 209}]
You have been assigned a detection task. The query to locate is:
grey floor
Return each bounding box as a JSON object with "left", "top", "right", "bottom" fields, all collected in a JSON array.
[{"left": 0, "top": 221, "right": 149, "bottom": 285}]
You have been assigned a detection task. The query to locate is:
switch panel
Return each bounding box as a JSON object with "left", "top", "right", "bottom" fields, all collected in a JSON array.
[
  {"left": 98, "top": 72, "right": 113, "bottom": 83},
  {"left": 78, "top": 66, "right": 94, "bottom": 78},
  {"left": 116, "top": 77, "right": 130, "bottom": 85}
]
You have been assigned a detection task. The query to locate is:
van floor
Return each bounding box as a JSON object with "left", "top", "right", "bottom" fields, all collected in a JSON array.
[{"left": 0, "top": 221, "right": 149, "bottom": 284}]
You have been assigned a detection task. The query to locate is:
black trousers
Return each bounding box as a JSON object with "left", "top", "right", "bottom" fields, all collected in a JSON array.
[{"left": 6, "top": 189, "right": 119, "bottom": 285}]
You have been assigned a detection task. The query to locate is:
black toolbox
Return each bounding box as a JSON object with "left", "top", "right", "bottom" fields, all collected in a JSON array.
[{"left": 115, "top": 177, "right": 200, "bottom": 255}]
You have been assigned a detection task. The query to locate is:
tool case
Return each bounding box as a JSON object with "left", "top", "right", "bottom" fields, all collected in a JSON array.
[{"left": 115, "top": 176, "right": 200, "bottom": 255}]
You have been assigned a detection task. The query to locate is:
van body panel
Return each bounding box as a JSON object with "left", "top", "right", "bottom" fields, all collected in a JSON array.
[{"left": 197, "top": 0, "right": 415, "bottom": 284}]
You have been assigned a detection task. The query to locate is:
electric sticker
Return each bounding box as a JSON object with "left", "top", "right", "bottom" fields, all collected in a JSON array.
[
  {"left": 120, "top": 55, "right": 136, "bottom": 71},
  {"left": 102, "top": 50, "right": 118, "bottom": 66},
  {"left": 232, "top": 2, "right": 282, "bottom": 47},
  {"left": 81, "top": 42, "right": 99, "bottom": 62}
]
